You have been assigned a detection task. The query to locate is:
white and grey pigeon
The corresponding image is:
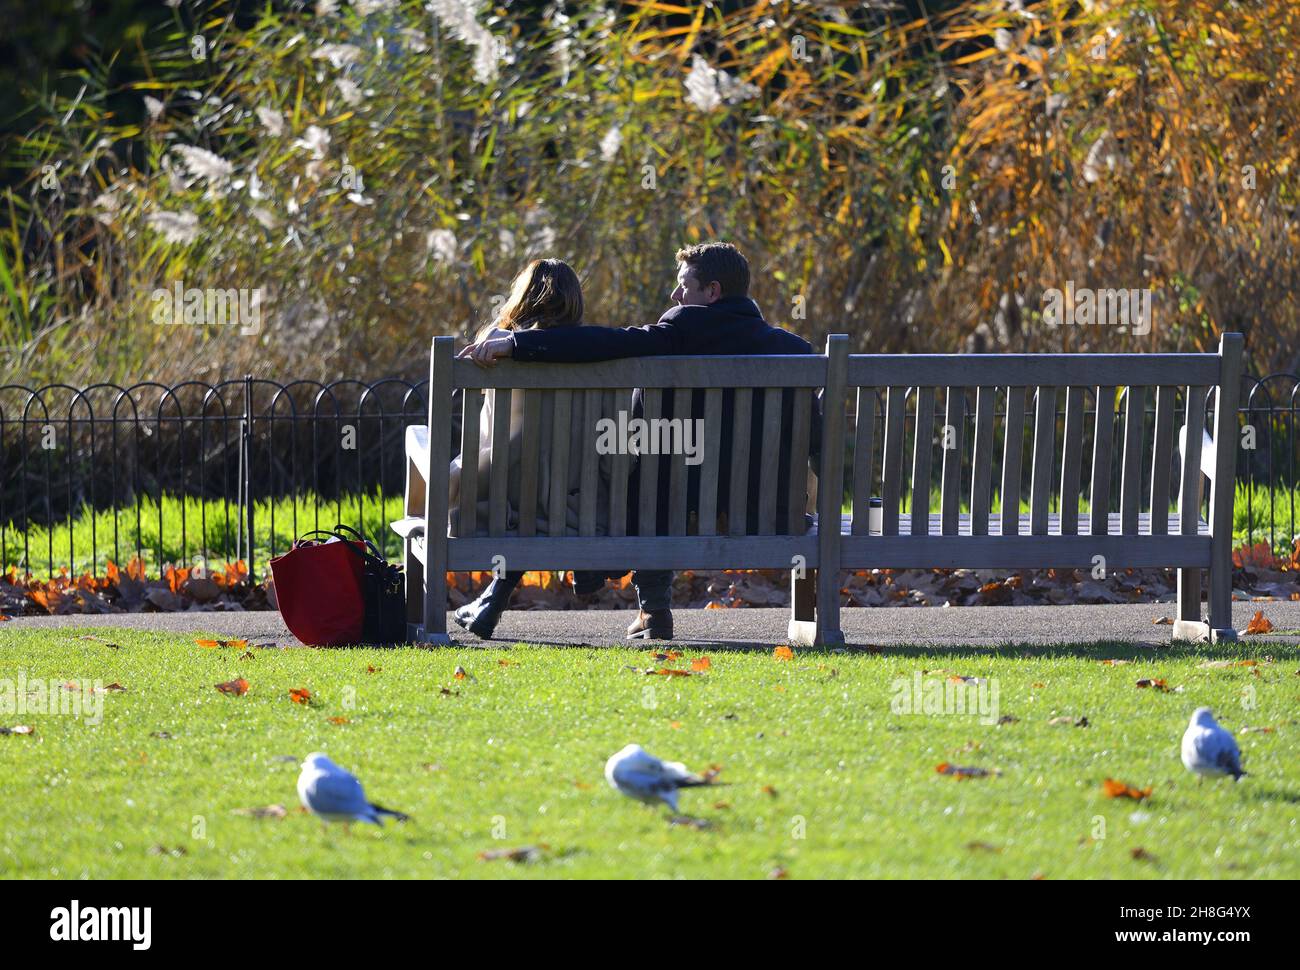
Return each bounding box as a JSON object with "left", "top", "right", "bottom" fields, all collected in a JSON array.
[
  {"left": 297, "top": 752, "right": 410, "bottom": 826},
  {"left": 604, "top": 744, "right": 711, "bottom": 812},
  {"left": 1181, "top": 708, "right": 1246, "bottom": 781}
]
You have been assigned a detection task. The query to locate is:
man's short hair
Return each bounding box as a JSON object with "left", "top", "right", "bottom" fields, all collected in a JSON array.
[{"left": 675, "top": 242, "right": 750, "bottom": 299}]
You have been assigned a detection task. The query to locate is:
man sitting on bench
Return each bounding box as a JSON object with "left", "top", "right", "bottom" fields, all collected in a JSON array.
[{"left": 463, "top": 241, "right": 820, "bottom": 640}]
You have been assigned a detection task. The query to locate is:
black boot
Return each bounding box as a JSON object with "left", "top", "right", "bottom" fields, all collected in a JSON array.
[
  {"left": 626, "top": 609, "right": 674, "bottom": 640},
  {"left": 453, "top": 573, "right": 520, "bottom": 640}
]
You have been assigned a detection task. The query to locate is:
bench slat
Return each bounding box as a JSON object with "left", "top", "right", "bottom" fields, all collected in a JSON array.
[
  {"left": 638, "top": 388, "right": 661, "bottom": 537},
  {"left": 851, "top": 387, "right": 877, "bottom": 535},
  {"left": 839, "top": 534, "right": 1211, "bottom": 570},
  {"left": 1059, "top": 385, "right": 1085, "bottom": 535},
  {"left": 579, "top": 388, "right": 601, "bottom": 537},
  {"left": 458, "top": 387, "right": 482, "bottom": 537},
  {"left": 940, "top": 386, "right": 965, "bottom": 535},
  {"left": 456, "top": 355, "right": 827, "bottom": 389},
  {"left": 1180, "top": 386, "right": 1208, "bottom": 537},
  {"left": 697, "top": 388, "right": 722, "bottom": 536},
  {"left": 517, "top": 389, "right": 541, "bottom": 537},
  {"left": 441, "top": 530, "right": 1210, "bottom": 571},
  {"left": 881, "top": 386, "right": 906, "bottom": 536},
  {"left": 668, "top": 386, "right": 692, "bottom": 536},
  {"left": 845, "top": 353, "right": 1218, "bottom": 388},
  {"left": 1030, "top": 386, "right": 1056, "bottom": 535},
  {"left": 970, "top": 386, "right": 995, "bottom": 536},
  {"left": 787, "top": 387, "right": 813, "bottom": 535},
  {"left": 728, "top": 388, "right": 752, "bottom": 536},
  {"left": 1090, "top": 386, "right": 1116, "bottom": 536},
  {"left": 757, "top": 387, "right": 783, "bottom": 536},
  {"left": 1150, "top": 385, "right": 1175, "bottom": 535},
  {"left": 1000, "top": 386, "right": 1027, "bottom": 537},
  {"left": 548, "top": 388, "right": 572, "bottom": 536},
  {"left": 1120, "top": 386, "right": 1144, "bottom": 534},
  {"left": 488, "top": 387, "right": 512, "bottom": 537},
  {"left": 911, "top": 386, "right": 935, "bottom": 538},
  {"left": 608, "top": 388, "right": 631, "bottom": 537}
]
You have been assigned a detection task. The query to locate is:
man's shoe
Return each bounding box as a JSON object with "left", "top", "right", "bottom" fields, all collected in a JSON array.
[
  {"left": 452, "top": 578, "right": 514, "bottom": 639},
  {"left": 626, "top": 609, "right": 673, "bottom": 640}
]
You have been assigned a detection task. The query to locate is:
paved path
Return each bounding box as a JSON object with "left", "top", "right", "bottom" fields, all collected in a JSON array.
[{"left": 4, "top": 602, "right": 1298, "bottom": 651}]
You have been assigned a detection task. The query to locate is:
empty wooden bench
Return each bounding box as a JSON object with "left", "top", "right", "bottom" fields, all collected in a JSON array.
[
  {"left": 833, "top": 332, "right": 1244, "bottom": 643},
  {"left": 399, "top": 332, "right": 1243, "bottom": 646}
]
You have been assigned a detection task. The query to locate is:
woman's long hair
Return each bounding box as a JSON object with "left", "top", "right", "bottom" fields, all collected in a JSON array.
[{"left": 476, "top": 259, "right": 583, "bottom": 341}]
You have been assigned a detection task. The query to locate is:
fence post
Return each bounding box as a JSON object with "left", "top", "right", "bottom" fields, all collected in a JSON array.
[{"left": 243, "top": 375, "right": 256, "bottom": 585}]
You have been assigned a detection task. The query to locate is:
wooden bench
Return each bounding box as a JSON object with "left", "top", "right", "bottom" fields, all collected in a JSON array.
[{"left": 398, "top": 332, "right": 1243, "bottom": 646}]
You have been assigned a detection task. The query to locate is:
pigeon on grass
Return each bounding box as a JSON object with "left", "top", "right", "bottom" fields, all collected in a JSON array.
[
  {"left": 1181, "top": 708, "right": 1246, "bottom": 782},
  {"left": 297, "top": 752, "right": 410, "bottom": 830},
  {"left": 605, "top": 744, "right": 716, "bottom": 813}
]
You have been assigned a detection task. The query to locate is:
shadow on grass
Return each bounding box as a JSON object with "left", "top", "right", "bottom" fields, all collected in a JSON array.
[{"left": 491, "top": 636, "right": 1300, "bottom": 662}]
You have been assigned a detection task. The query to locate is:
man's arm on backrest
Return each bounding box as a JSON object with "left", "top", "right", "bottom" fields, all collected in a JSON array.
[{"left": 511, "top": 322, "right": 682, "bottom": 363}]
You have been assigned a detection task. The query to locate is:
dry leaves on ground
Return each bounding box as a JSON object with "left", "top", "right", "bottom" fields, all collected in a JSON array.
[{"left": 1101, "top": 778, "right": 1152, "bottom": 800}]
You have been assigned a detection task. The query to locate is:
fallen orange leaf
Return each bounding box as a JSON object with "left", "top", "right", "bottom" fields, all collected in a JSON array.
[
  {"left": 289, "top": 688, "right": 312, "bottom": 704},
  {"left": 774, "top": 646, "right": 794, "bottom": 661},
  {"left": 195, "top": 638, "right": 249, "bottom": 649},
  {"left": 1135, "top": 678, "right": 1171, "bottom": 692},
  {"left": 215, "top": 678, "right": 249, "bottom": 696},
  {"left": 935, "top": 763, "right": 996, "bottom": 779},
  {"left": 327, "top": 716, "right": 349, "bottom": 725},
  {"left": 691, "top": 657, "right": 712, "bottom": 671},
  {"left": 1245, "top": 610, "right": 1273, "bottom": 634},
  {"left": 1101, "top": 778, "right": 1152, "bottom": 800}
]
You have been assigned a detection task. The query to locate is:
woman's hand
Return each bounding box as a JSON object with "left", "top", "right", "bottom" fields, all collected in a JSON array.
[{"left": 456, "top": 335, "right": 514, "bottom": 367}]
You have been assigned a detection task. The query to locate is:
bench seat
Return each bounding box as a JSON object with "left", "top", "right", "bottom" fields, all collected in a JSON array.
[{"left": 818, "top": 511, "right": 1210, "bottom": 537}]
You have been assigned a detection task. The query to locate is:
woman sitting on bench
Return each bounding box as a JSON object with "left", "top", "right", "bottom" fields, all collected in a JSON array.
[{"left": 445, "top": 258, "right": 613, "bottom": 638}]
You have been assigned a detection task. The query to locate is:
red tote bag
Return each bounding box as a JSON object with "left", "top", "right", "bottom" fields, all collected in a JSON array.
[{"left": 269, "top": 531, "right": 368, "bottom": 646}]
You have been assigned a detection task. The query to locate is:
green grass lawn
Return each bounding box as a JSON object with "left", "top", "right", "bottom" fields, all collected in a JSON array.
[{"left": 1, "top": 628, "right": 1296, "bottom": 879}]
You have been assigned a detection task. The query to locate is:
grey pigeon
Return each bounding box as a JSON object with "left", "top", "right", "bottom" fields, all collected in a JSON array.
[
  {"left": 604, "top": 744, "right": 711, "bottom": 812},
  {"left": 1180, "top": 708, "right": 1246, "bottom": 781},
  {"left": 297, "top": 752, "right": 410, "bottom": 826}
]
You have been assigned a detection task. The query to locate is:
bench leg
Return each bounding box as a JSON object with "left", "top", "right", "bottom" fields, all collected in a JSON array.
[
  {"left": 404, "top": 536, "right": 424, "bottom": 643},
  {"left": 816, "top": 565, "right": 845, "bottom": 647},
  {"left": 787, "top": 569, "right": 817, "bottom": 646},
  {"left": 1207, "top": 561, "right": 1238, "bottom": 643},
  {"left": 787, "top": 567, "right": 845, "bottom": 648},
  {"left": 1172, "top": 567, "right": 1211, "bottom": 642},
  {"left": 420, "top": 561, "right": 452, "bottom": 645}
]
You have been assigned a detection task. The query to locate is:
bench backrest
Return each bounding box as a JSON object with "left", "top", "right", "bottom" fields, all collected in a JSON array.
[
  {"left": 437, "top": 340, "right": 836, "bottom": 541},
  {"left": 839, "top": 335, "right": 1243, "bottom": 570},
  {"left": 425, "top": 332, "right": 1241, "bottom": 572}
]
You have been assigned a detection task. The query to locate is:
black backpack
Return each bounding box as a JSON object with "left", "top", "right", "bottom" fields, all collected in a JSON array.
[{"left": 328, "top": 525, "right": 407, "bottom": 645}]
